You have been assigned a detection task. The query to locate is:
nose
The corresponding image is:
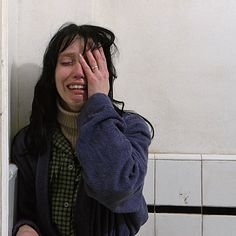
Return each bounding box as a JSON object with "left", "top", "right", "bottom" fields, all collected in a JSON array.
[{"left": 72, "top": 61, "right": 84, "bottom": 79}]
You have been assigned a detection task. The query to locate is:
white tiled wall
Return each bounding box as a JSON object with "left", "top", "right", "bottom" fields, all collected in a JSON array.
[
  {"left": 9, "top": 154, "right": 236, "bottom": 236},
  {"left": 138, "top": 154, "right": 236, "bottom": 236},
  {"left": 202, "top": 157, "right": 236, "bottom": 207},
  {"left": 156, "top": 214, "right": 202, "bottom": 236},
  {"left": 203, "top": 215, "right": 236, "bottom": 236},
  {"left": 156, "top": 158, "right": 201, "bottom": 206},
  {"left": 143, "top": 155, "right": 155, "bottom": 205},
  {"left": 137, "top": 213, "right": 155, "bottom": 236}
]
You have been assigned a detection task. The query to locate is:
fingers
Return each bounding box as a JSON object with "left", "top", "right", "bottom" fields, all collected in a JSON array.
[
  {"left": 93, "top": 47, "right": 107, "bottom": 70},
  {"left": 86, "top": 50, "right": 99, "bottom": 72},
  {"left": 79, "top": 47, "right": 109, "bottom": 79},
  {"left": 78, "top": 47, "right": 110, "bottom": 97},
  {"left": 98, "top": 46, "right": 106, "bottom": 61},
  {"left": 79, "top": 53, "right": 94, "bottom": 78},
  {"left": 86, "top": 48, "right": 108, "bottom": 73}
]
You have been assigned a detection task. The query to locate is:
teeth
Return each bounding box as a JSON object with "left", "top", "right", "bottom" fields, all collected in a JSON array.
[{"left": 68, "top": 84, "right": 85, "bottom": 89}]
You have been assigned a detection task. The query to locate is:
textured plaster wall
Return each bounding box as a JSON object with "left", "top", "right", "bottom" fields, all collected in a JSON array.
[
  {"left": 15, "top": 0, "right": 93, "bottom": 137},
  {"left": 0, "top": 0, "right": 3, "bottom": 230},
  {"left": 93, "top": 0, "right": 236, "bottom": 154},
  {"left": 14, "top": 0, "right": 236, "bottom": 154}
]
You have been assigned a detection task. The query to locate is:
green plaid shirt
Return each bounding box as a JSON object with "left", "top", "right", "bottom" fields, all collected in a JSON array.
[{"left": 49, "top": 127, "right": 81, "bottom": 236}]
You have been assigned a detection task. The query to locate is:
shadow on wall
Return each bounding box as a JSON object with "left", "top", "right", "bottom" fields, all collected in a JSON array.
[{"left": 11, "top": 63, "right": 42, "bottom": 136}]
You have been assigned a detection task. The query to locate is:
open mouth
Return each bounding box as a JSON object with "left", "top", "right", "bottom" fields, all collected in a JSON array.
[{"left": 67, "top": 84, "right": 87, "bottom": 90}]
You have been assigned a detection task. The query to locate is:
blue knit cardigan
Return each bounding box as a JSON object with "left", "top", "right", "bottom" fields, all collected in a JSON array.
[{"left": 12, "top": 93, "right": 151, "bottom": 236}]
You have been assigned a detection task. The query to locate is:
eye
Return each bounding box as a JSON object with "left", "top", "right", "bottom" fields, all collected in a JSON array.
[
  {"left": 58, "top": 55, "right": 75, "bottom": 66},
  {"left": 60, "top": 60, "right": 73, "bottom": 66}
]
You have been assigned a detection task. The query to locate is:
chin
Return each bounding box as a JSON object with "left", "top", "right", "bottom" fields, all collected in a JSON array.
[{"left": 71, "top": 101, "right": 86, "bottom": 111}]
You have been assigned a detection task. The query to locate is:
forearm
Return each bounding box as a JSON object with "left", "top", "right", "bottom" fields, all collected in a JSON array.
[{"left": 77, "top": 94, "right": 151, "bottom": 211}]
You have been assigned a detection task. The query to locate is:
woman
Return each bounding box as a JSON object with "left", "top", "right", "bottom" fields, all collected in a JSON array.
[{"left": 12, "top": 23, "right": 153, "bottom": 236}]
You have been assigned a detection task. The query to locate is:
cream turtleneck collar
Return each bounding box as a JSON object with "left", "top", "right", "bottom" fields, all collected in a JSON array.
[{"left": 57, "top": 102, "right": 80, "bottom": 150}]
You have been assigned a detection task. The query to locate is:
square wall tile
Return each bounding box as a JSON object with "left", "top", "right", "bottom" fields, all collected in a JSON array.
[
  {"left": 203, "top": 215, "right": 236, "bottom": 236},
  {"left": 156, "top": 160, "right": 201, "bottom": 206},
  {"left": 143, "top": 158, "right": 155, "bottom": 205},
  {"left": 156, "top": 213, "right": 202, "bottom": 236},
  {"left": 202, "top": 155, "right": 236, "bottom": 161},
  {"left": 203, "top": 161, "right": 236, "bottom": 206},
  {"left": 136, "top": 213, "right": 155, "bottom": 236},
  {"left": 156, "top": 154, "right": 201, "bottom": 161}
]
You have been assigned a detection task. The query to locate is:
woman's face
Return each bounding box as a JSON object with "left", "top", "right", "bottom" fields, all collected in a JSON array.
[{"left": 55, "top": 38, "right": 88, "bottom": 112}]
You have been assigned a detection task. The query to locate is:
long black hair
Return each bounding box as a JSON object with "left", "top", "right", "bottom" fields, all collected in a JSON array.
[{"left": 25, "top": 23, "right": 154, "bottom": 155}]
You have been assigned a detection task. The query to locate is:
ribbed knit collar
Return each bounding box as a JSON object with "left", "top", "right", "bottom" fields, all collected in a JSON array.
[{"left": 57, "top": 102, "right": 80, "bottom": 130}]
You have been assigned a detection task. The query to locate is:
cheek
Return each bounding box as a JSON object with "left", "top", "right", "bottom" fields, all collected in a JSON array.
[
  {"left": 55, "top": 70, "right": 66, "bottom": 94},
  {"left": 55, "top": 78, "right": 61, "bottom": 94},
  {"left": 55, "top": 66, "right": 67, "bottom": 84},
  {"left": 55, "top": 73, "right": 61, "bottom": 90},
  {"left": 55, "top": 66, "right": 71, "bottom": 81}
]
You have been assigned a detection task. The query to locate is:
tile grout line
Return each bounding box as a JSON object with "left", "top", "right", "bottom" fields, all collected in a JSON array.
[
  {"left": 154, "top": 154, "right": 157, "bottom": 236},
  {"left": 201, "top": 154, "right": 204, "bottom": 236}
]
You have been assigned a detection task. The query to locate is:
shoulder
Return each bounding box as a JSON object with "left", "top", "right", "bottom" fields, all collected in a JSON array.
[
  {"left": 12, "top": 126, "right": 29, "bottom": 149},
  {"left": 122, "top": 111, "right": 152, "bottom": 139},
  {"left": 122, "top": 111, "right": 149, "bottom": 127},
  {"left": 11, "top": 126, "right": 41, "bottom": 173},
  {"left": 11, "top": 126, "right": 30, "bottom": 162},
  {"left": 11, "top": 126, "right": 39, "bottom": 182}
]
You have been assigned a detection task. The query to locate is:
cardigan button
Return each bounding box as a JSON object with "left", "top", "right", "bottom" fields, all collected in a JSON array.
[
  {"left": 64, "top": 202, "right": 69, "bottom": 208},
  {"left": 68, "top": 164, "right": 74, "bottom": 170}
]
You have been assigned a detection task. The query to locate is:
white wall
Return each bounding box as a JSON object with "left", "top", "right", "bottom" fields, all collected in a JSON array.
[
  {"left": 1, "top": 0, "right": 10, "bottom": 234},
  {"left": 13, "top": 0, "right": 94, "bottom": 135},
  {"left": 14, "top": 0, "right": 236, "bottom": 154},
  {"left": 94, "top": 0, "right": 236, "bottom": 154},
  {"left": 6, "top": 2, "right": 236, "bottom": 235},
  {"left": 138, "top": 154, "right": 236, "bottom": 236},
  {"left": 9, "top": 0, "right": 18, "bottom": 141},
  {"left": 0, "top": 0, "right": 2, "bottom": 231}
]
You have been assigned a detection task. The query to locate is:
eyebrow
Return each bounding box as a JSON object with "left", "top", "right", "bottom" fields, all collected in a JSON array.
[{"left": 58, "top": 53, "right": 77, "bottom": 58}]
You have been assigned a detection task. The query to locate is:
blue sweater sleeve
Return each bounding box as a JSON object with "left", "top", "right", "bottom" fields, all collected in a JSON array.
[{"left": 76, "top": 93, "right": 151, "bottom": 213}]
